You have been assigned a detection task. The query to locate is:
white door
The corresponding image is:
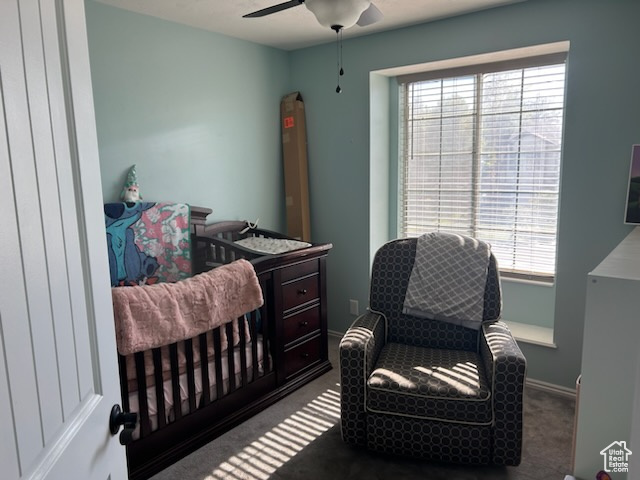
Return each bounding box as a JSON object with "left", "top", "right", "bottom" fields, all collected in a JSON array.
[{"left": 0, "top": 1, "right": 128, "bottom": 479}]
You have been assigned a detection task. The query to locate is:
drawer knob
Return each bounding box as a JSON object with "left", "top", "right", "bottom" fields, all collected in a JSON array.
[
  {"left": 301, "top": 353, "right": 310, "bottom": 358},
  {"left": 298, "top": 288, "right": 308, "bottom": 295},
  {"left": 299, "top": 320, "right": 309, "bottom": 327}
]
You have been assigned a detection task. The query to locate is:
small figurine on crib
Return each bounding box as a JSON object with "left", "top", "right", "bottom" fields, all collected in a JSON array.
[{"left": 121, "top": 164, "right": 142, "bottom": 203}]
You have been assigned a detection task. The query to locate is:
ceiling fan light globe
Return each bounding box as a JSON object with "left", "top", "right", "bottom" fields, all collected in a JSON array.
[{"left": 305, "top": 0, "right": 371, "bottom": 29}]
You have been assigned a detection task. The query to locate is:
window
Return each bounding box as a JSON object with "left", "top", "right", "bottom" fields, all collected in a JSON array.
[{"left": 398, "top": 54, "right": 567, "bottom": 282}]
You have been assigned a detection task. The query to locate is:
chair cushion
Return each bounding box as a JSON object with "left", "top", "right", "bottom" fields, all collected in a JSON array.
[{"left": 366, "top": 343, "right": 492, "bottom": 424}]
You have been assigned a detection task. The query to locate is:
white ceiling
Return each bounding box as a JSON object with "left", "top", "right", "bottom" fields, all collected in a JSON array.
[{"left": 94, "top": 0, "right": 524, "bottom": 51}]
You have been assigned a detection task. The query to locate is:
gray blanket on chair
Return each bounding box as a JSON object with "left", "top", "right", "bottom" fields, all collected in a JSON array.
[{"left": 402, "top": 232, "right": 490, "bottom": 330}]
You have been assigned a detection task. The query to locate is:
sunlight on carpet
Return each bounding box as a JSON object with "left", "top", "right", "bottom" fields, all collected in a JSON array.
[{"left": 204, "top": 387, "right": 341, "bottom": 480}]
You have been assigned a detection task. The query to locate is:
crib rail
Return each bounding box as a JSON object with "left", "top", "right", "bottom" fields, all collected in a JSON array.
[
  {"left": 191, "top": 221, "right": 289, "bottom": 270},
  {"left": 191, "top": 221, "right": 330, "bottom": 274},
  {"left": 118, "top": 307, "right": 272, "bottom": 441}
]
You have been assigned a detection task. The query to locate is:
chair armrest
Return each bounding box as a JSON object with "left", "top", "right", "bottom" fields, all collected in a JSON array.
[
  {"left": 479, "top": 320, "right": 527, "bottom": 466},
  {"left": 340, "top": 311, "right": 386, "bottom": 376},
  {"left": 339, "top": 311, "right": 386, "bottom": 447}
]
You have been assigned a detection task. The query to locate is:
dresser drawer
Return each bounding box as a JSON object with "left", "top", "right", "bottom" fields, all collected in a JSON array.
[
  {"left": 284, "top": 335, "right": 322, "bottom": 378},
  {"left": 280, "top": 259, "right": 318, "bottom": 283},
  {"left": 283, "top": 305, "right": 320, "bottom": 345},
  {"left": 282, "top": 274, "right": 319, "bottom": 312}
]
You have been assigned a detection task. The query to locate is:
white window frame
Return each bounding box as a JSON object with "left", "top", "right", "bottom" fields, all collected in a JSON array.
[{"left": 397, "top": 53, "right": 567, "bottom": 283}]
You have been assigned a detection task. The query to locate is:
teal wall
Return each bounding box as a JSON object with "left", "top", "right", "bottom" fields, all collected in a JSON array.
[
  {"left": 290, "top": 0, "right": 640, "bottom": 388},
  {"left": 85, "top": 1, "right": 290, "bottom": 229},
  {"left": 502, "top": 281, "right": 555, "bottom": 329},
  {"left": 85, "top": 0, "right": 640, "bottom": 388}
]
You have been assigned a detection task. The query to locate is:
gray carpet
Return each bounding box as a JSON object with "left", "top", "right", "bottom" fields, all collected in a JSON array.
[{"left": 151, "top": 336, "right": 575, "bottom": 480}]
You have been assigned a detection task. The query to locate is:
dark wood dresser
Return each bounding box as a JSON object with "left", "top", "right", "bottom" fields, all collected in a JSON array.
[{"left": 272, "top": 252, "right": 330, "bottom": 386}]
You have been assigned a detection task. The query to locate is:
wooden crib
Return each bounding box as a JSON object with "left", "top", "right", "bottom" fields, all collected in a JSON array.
[{"left": 118, "top": 206, "right": 332, "bottom": 480}]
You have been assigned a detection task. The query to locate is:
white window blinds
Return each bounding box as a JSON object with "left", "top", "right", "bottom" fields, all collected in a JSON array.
[{"left": 399, "top": 55, "right": 567, "bottom": 281}]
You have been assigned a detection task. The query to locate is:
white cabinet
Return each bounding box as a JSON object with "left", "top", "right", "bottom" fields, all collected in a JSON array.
[{"left": 574, "top": 228, "right": 640, "bottom": 480}]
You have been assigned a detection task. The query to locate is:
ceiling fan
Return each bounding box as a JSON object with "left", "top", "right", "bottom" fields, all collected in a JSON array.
[
  {"left": 244, "top": 0, "right": 383, "bottom": 92},
  {"left": 243, "top": 0, "right": 383, "bottom": 31}
]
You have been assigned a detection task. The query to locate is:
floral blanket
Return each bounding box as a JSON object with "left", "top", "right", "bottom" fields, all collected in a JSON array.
[{"left": 104, "top": 202, "right": 191, "bottom": 286}]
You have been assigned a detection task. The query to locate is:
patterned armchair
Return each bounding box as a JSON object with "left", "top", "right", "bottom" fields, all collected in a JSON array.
[{"left": 339, "top": 237, "right": 526, "bottom": 465}]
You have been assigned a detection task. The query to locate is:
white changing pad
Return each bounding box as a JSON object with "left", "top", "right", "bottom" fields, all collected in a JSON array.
[{"left": 235, "top": 237, "right": 311, "bottom": 254}]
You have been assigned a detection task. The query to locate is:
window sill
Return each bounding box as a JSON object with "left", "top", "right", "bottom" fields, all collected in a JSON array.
[
  {"left": 501, "top": 275, "right": 555, "bottom": 287},
  {"left": 503, "top": 320, "right": 556, "bottom": 348}
]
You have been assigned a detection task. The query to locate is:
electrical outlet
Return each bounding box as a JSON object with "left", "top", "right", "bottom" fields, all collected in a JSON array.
[{"left": 349, "top": 299, "right": 359, "bottom": 316}]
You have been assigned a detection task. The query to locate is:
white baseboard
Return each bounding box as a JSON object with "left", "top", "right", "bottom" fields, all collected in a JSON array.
[
  {"left": 328, "top": 329, "right": 345, "bottom": 339},
  {"left": 526, "top": 377, "right": 576, "bottom": 399}
]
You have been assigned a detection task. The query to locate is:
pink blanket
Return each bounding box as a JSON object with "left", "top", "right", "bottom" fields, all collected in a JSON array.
[{"left": 113, "top": 259, "right": 263, "bottom": 356}]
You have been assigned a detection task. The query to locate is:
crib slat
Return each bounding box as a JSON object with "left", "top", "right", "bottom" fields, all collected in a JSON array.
[
  {"left": 199, "top": 332, "right": 211, "bottom": 406},
  {"left": 260, "top": 298, "right": 271, "bottom": 373},
  {"left": 134, "top": 351, "right": 152, "bottom": 437},
  {"left": 212, "top": 327, "right": 224, "bottom": 400},
  {"left": 152, "top": 348, "right": 167, "bottom": 429},
  {"left": 239, "top": 317, "right": 248, "bottom": 387},
  {"left": 185, "top": 339, "right": 197, "bottom": 414},
  {"left": 226, "top": 323, "right": 236, "bottom": 392},
  {"left": 169, "top": 343, "right": 182, "bottom": 421},
  {"left": 258, "top": 276, "right": 271, "bottom": 375},
  {"left": 250, "top": 311, "right": 259, "bottom": 382},
  {"left": 118, "top": 355, "right": 130, "bottom": 412}
]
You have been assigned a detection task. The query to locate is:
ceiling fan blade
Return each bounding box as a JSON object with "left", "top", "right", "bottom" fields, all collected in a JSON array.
[
  {"left": 243, "top": 0, "right": 304, "bottom": 18},
  {"left": 356, "top": 3, "right": 383, "bottom": 27}
]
